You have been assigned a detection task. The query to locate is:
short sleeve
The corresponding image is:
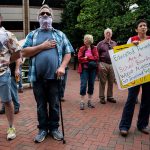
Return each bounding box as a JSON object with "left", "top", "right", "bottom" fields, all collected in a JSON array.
[
  {"left": 22, "top": 31, "right": 34, "bottom": 48},
  {"left": 7, "top": 32, "right": 22, "bottom": 53},
  {"left": 127, "top": 38, "right": 131, "bottom": 44}
]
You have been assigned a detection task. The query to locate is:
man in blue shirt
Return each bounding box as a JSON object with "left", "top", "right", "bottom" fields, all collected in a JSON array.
[{"left": 22, "top": 4, "right": 74, "bottom": 143}]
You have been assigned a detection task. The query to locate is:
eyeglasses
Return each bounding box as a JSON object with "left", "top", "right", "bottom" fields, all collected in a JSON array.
[{"left": 39, "top": 12, "right": 51, "bottom": 16}]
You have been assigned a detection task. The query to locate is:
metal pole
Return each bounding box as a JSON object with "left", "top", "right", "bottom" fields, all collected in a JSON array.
[{"left": 23, "top": 0, "right": 30, "bottom": 38}]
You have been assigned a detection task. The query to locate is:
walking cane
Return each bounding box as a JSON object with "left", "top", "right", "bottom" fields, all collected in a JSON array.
[{"left": 58, "top": 77, "right": 66, "bottom": 144}]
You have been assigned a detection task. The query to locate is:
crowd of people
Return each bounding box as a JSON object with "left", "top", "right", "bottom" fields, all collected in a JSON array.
[{"left": 0, "top": 4, "right": 149, "bottom": 143}]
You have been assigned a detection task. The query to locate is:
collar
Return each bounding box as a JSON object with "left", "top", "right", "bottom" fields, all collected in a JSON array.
[
  {"left": 39, "top": 27, "right": 54, "bottom": 31},
  {"left": 103, "top": 39, "right": 113, "bottom": 44}
]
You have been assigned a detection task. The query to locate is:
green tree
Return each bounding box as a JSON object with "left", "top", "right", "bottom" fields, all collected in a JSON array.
[
  {"left": 77, "top": 0, "right": 141, "bottom": 44},
  {"left": 61, "top": 0, "right": 150, "bottom": 46},
  {"left": 61, "top": 0, "right": 84, "bottom": 48}
]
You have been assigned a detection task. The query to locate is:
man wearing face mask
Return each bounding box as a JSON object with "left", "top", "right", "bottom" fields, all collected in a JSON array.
[
  {"left": 22, "top": 5, "right": 74, "bottom": 143},
  {"left": 97, "top": 28, "right": 117, "bottom": 104}
]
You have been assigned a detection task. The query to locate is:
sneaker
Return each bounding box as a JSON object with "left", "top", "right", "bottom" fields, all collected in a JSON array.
[
  {"left": 138, "top": 127, "right": 149, "bottom": 134},
  {"left": 87, "top": 100, "right": 95, "bottom": 108},
  {"left": 107, "top": 97, "right": 117, "bottom": 103},
  {"left": 7, "top": 127, "right": 16, "bottom": 140},
  {"left": 120, "top": 129, "right": 128, "bottom": 137},
  {"left": 34, "top": 130, "right": 47, "bottom": 143},
  {"left": 18, "top": 88, "right": 23, "bottom": 93},
  {"left": 80, "top": 102, "right": 85, "bottom": 110},
  {"left": 0, "top": 108, "right": 5, "bottom": 114},
  {"left": 100, "top": 98, "right": 106, "bottom": 104},
  {"left": 14, "top": 108, "right": 19, "bottom": 114},
  {"left": 51, "top": 129, "right": 63, "bottom": 141}
]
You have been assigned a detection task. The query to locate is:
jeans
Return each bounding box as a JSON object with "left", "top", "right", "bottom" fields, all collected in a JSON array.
[
  {"left": 60, "top": 68, "right": 68, "bottom": 98},
  {"left": 32, "top": 79, "right": 60, "bottom": 131},
  {"left": 119, "top": 82, "right": 150, "bottom": 131},
  {"left": 18, "top": 65, "right": 23, "bottom": 89},
  {"left": 1, "top": 76, "right": 20, "bottom": 110},
  {"left": 80, "top": 68, "right": 96, "bottom": 95},
  {"left": 11, "top": 77, "right": 20, "bottom": 109},
  {"left": 0, "top": 69, "right": 12, "bottom": 102}
]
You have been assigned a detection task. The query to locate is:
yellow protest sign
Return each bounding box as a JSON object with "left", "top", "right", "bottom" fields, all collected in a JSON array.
[{"left": 113, "top": 43, "right": 150, "bottom": 89}]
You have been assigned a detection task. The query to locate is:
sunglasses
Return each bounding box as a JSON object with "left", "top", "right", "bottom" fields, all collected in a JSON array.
[{"left": 40, "top": 12, "right": 51, "bottom": 16}]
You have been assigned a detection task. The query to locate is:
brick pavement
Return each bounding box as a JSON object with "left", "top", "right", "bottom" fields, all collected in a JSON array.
[{"left": 0, "top": 67, "right": 150, "bottom": 150}]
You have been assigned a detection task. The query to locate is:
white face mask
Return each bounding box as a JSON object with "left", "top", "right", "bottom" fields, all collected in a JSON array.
[{"left": 38, "top": 16, "right": 52, "bottom": 30}]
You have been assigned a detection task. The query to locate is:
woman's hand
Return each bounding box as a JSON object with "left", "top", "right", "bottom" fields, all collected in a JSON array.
[
  {"left": 84, "top": 56, "right": 88, "bottom": 60},
  {"left": 132, "top": 40, "right": 139, "bottom": 46}
]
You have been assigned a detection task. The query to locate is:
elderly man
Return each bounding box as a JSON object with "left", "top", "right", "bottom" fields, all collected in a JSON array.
[
  {"left": 22, "top": 5, "right": 74, "bottom": 143},
  {"left": 97, "top": 28, "right": 117, "bottom": 104},
  {"left": 0, "top": 13, "right": 21, "bottom": 140}
]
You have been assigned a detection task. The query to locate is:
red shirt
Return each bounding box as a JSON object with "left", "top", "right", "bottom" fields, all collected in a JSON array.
[{"left": 77, "top": 45, "right": 99, "bottom": 73}]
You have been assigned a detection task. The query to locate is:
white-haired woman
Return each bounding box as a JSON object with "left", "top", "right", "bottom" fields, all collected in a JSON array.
[{"left": 78, "top": 34, "right": 99, "bottom": 110}]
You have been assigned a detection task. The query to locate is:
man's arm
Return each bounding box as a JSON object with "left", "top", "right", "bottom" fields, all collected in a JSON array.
[
  {"left": 10, "top": 51, "right": 21, "bottom": 63},
  {"left": 15, "top": 58, "right": 22, "bottom": 78},
  {"left": 56, "top": 53, "right": 71, "bottom": 78},
  {"left": 22, "top": 40, "right": 56, "bottom": 57},
  {"left": 60, "top": 53, "right": 71, "bottom": 68}
]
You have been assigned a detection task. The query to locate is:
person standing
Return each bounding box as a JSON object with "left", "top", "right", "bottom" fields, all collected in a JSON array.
[
  {"left": 119, "top": 19, "right": 150, "bottom": 136},
  {"left": 97, "top": 28, "right": 117, "bottom": 104},
  {"left": 78, "top": 34, "right": 99, "bottom": 110},
  {"left": 0, "top": 13, "right": 21, "bottom": 140},
  {"left": 22, "top": 5, "right": 73, "bottom": 143}
]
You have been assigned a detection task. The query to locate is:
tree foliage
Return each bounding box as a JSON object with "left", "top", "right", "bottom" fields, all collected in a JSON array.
[
  {"left": 61, "top": 0, "right": 85, "bottom": 48},
  {"left": 61, "top": 0, "right": 150, "bottom": 46}
]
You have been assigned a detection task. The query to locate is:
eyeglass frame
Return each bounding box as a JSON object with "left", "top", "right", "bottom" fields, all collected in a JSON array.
[{"left": 39, "top": 12, "right": 52, "bottom": 16}]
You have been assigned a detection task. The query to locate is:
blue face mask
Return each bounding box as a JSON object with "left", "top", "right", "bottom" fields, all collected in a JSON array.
[{"left": 39, "top": 16, "right": 52, "bottom": 30}]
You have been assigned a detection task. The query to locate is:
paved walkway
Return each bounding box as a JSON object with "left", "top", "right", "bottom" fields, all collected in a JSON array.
[{"left": 0, "top": 67, "right": 149, "bottom": 150}]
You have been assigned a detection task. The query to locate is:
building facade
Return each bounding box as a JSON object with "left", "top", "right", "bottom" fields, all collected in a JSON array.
[{"left": 0, "top": 0, "right": 65, "bottom": 39}]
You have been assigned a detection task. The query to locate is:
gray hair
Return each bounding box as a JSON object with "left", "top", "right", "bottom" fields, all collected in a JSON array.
[
  {"left": 104, "top": 28, "right": 112, "bottom": 35},
  {"left": 38, "top": 4, "right": 53, "bottom": 18},
  {"left": 84, "top": 34, "right": 94, "bottom": 44}
]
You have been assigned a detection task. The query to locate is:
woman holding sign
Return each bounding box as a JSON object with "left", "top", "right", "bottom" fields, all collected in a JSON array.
[{"left": 119, "top": 19, "right": 150, "bottom": 136}]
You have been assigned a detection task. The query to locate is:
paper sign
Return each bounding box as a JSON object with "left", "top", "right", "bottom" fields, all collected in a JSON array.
[{"left": 110, "top": 40, "right": 150, "bottom": 89}]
